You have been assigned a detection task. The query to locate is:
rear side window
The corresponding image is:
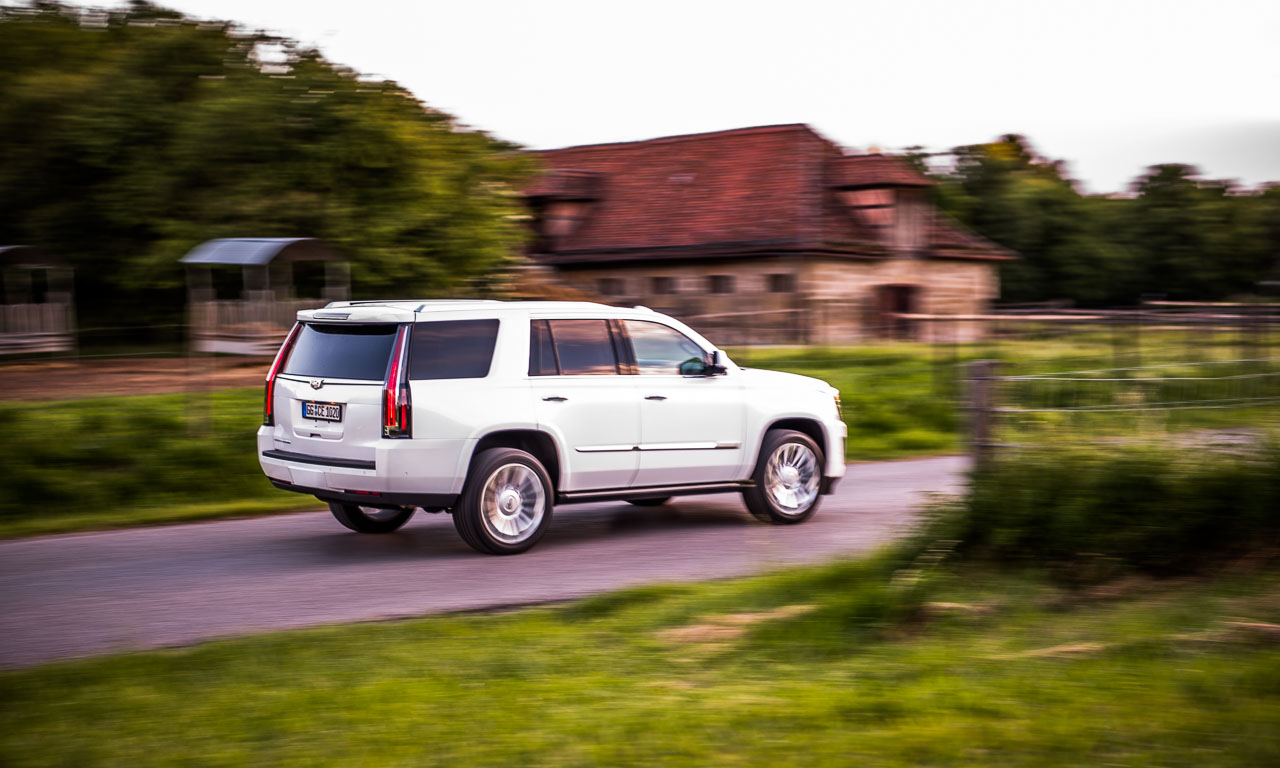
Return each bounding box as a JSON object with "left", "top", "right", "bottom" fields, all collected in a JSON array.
[
  {"left": 409, "top": 319, "right": 499, "bottom": 380},
  {"left": 533, "top": 319, "right": 620, "bottom": 375},
  {"left": 283, "top": 323, "right": 398, "bottom": 381},
  {"left": 529, "top": 320, "right": 558, "bottom": 376}
]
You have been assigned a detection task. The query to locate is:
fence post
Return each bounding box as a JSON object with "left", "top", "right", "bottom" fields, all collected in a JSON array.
[{"left": 967, "top": 359, "right": 1000, "bottom": 468}]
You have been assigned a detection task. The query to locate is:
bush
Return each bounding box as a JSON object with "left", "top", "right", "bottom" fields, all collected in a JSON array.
[{"left": 928, "top": 439, "right": 1280, "bottom": 579}]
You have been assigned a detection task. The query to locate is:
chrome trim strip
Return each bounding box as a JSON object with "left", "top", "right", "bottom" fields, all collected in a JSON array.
[{"left": 574, "top": 444, "right": 637, "bottom": 453}]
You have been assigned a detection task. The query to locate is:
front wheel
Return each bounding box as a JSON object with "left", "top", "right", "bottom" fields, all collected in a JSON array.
[
  {"left": 742, "top": 429, "right": 824, "bottom": 524},
  {"left": 453, "top": 447, "right": 554, "bottom": 555},
  {"left": 328, "top": 502, "right": 415, "bottom": 534}
]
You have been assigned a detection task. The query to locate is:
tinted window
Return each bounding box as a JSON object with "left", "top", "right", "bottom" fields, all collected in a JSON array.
[
  {"left": 410, "top": 319, "right": 499, "bottom": 380},
  {"left": 284, "top": 323, "right": 398, "bottom": 381},
  {"left": 624, "top": 320, "right": 707, "bottom": 375},
  {"left": 547, "top": 319, "right": 618, "bottom": 375},
  {"left": 528, "top": 320, "right": 558, "bottom": 376}
]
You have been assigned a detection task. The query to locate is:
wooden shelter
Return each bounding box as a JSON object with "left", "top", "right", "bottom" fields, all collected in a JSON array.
[
  {"left": 0, "top": 245, "right": 75, "bottom": 356},
  {"left": 182, "top": 238, "right": 348, "bottom": 355}
]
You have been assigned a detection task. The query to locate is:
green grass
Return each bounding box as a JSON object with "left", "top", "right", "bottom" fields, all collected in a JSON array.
[
  {"left": 2, "top": 331, "right": 1275, "bottom": 538},
  {"left": 3, "top": 554, "right": 1279, "bottom": 766},
  {"left": 0, "top": 387, "right": 312, "bottom": 538}
]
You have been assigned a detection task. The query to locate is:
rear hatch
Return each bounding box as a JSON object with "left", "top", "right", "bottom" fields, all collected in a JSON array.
[{"left": 270, "top": 319, "right": 402, "bottom": 463}]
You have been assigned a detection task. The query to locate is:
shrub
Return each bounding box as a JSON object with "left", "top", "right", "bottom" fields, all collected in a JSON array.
[{"left": 927, "top": 438, "right": 1280, "bottom": 579}]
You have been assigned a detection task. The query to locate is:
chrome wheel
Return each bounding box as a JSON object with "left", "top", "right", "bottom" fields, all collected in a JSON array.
[
  {"left": 480, "top": 463, "right": 547, "bottom": 544},
  {"left": 764, "top": 441, "right": 819, "bottom": 515}
]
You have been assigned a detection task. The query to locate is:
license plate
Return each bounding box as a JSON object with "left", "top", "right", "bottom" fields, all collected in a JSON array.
[{"left": 301, "top": 401, "right": 343, "bottom": 422}]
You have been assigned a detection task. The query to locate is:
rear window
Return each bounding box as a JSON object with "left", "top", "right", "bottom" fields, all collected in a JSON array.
[
  {"left": 409, "top": 319, "right": 499, "bottom": 380},
  {"left": 283, "top": 323, "right": 399, "bottom": 381}
]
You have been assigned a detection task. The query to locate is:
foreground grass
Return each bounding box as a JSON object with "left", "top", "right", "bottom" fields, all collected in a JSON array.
[{"left": 3, "top": 555, "right": 1279, "bottom": 767}]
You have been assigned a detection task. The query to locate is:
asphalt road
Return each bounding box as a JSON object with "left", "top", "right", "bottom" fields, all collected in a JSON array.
[{"left": 0, "top": 456, "right": 967, "bottom": 668}]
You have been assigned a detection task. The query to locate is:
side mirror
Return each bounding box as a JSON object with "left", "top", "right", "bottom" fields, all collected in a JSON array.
[{"left": 705, "top": 349, "right": 728, "bottom": 376}]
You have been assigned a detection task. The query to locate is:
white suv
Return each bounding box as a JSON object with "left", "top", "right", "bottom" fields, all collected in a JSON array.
[{"left": 258, "top": 300, "right": 846, "bottom": 554}]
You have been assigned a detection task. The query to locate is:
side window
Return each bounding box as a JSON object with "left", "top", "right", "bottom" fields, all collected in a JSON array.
[
  {"left": 545, "top": 319, "right": 620, "bottom": 375},
  {"left": 409, "top": 319, "right": 499, "bottom": 380},
  {"left": 528, "top": 320, "right": 558, "bottom": 376},
  {"left": 623, "top": 320, "right": 707, "bottom": 375}
]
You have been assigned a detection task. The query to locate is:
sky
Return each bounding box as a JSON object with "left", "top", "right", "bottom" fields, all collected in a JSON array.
[{"left": 88, "top": 0, "right": 1280, "bottom": 194}]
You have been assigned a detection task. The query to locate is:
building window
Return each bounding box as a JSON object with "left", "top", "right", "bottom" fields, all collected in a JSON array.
[
  {"left": 707, "top": 275, "right": 735, "bottom": 294},
  {"left": 650, "top": 276, "right": 676, "bottom": 295},
  {"left": 766, "top": 273, "right": 795, "bottom": 293},
  {"left": 597, "top": 277, "right": 625, "bottom": 296}
]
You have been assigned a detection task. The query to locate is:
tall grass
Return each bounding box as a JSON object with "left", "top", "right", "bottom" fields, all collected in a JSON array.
[{"left": 927, "top": 439, "right": 1280, "bottom": 581}]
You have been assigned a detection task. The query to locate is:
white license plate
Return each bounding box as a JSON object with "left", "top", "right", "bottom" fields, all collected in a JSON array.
[{"left": 301, "top": 401, "right": 343, "bottom": 422}]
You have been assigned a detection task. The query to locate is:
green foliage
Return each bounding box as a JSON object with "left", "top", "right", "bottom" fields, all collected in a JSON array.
[
  {"left": 0, "top": 387, "right": 298, "bottom": 532},
  {"left": 931, "top": 440, "right": 1280, "bottom": 580},
  {"left": 0, "top": 3, "right": 534, "bottom": 327},
  {"left": 934, "top": 135, "right": 1280, "bottom": 305}
]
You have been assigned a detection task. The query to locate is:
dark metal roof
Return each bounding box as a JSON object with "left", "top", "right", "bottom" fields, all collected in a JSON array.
[
  {"left": 180, "top": 238, "right": 341, "bottom": 266},
  {"left": 0, "top": 245, "right": 65, "bottom": 268}
]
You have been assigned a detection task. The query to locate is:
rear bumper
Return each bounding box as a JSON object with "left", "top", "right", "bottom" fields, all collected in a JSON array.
[{"left": 269, "top": 478, "right": 459, "bottom": 510}]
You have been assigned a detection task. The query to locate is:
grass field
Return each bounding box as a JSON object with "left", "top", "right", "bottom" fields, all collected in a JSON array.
[
  {"left": 3, "top": 331, "right": 1276, "bottom": 538},
  {"left": 3, "top": 554, "right": 1278, "bottom": 767}
]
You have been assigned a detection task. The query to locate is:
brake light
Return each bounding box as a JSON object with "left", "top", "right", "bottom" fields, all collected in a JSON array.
[
  {"left": 382, "top": 325, "right": 412, "bottom": 438},
  {"left": 263, "top": 323, "right": 302, "bottom": 427}
]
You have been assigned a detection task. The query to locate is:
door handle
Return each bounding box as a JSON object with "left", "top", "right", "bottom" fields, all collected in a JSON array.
[
  {"left": 542, "top": 396, "right": 569, "bottom": 402},
  {"left": 644, "top": 395, "right": 668, "bottom": 401}
]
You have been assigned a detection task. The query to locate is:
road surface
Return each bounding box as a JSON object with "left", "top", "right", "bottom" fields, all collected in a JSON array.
[{"left": 0, "top": 456, "right": 967, "bottom": 668}]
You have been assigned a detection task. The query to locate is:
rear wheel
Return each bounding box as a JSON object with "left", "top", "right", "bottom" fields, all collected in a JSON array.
[
  {"left": 453, "top": 447, "right": 553, "bottom": 555},
  {"left": 742, "top": 429, "right": 823, "bottom": 524},
  {"left": 328, "top": 502, "right": 415, "bottom": 534},
  {"left": 626, "top": 497, "right": 672, "bottom": 507}
]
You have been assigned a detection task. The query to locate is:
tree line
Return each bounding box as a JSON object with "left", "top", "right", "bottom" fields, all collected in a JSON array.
[
  {"left": 3, "top": 3, "right": 1277, "bottom": 332},
  {"left": 0, "top": 2, "right": 533, "bottom": 328},
  {"left": 922, "top": 136, "right": 1280, "bottom": 306}
]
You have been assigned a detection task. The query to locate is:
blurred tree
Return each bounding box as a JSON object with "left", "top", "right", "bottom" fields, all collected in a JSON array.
[
  {"left": 931, "top": 136, "right": 1278, "bottom": 305},
  {"left": 936, "top": 135, "right": 1132, "bottom": 305},
  {"left": 0, "top": 2, "right": 533, "bottom": 327}
]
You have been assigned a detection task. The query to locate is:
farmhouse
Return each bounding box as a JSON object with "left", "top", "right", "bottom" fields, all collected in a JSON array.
[{"left": 523, "top": 124, "right": 1013, "bottom": 343}]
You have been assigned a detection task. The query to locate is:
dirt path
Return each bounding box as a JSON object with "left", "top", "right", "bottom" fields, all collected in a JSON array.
[{"left": 0, "top": 358, "right": 267, "bottom": 401}]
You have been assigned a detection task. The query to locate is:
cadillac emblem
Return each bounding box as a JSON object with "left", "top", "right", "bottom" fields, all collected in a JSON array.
[{"left": 310, "top": 379, "right": 324, "bottom": 390}]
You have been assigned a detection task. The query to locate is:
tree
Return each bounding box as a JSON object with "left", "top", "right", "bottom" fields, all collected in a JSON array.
[{"left": 0, "top": 2, "right": 534, "bottom": 327}]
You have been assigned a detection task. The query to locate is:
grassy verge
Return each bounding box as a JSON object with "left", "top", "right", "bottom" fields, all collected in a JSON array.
[
  {"left": 3, "top": 554, "right": 1278, "bottom": 766},
  {"left": 931, "top": 438, "right": 1280, "bottom": 582},
  {"left": 0, "top": 387, "right": 308, "bottom": 538},
  {"left": 3, "top": 333, "right": 1273, "bottom": 538}
]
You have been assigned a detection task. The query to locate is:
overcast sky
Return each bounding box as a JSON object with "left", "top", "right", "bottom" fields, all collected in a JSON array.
[{"left": 87, "top": 0, "right": 1280, "bottom": 193}]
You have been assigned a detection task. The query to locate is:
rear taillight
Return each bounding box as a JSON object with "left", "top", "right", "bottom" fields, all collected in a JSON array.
[
  {"left": 382, "top": 325, "right": 412, "bottom": 439},
  {"left": 263, "top": 323, "right": 302, "bottom": 427}
]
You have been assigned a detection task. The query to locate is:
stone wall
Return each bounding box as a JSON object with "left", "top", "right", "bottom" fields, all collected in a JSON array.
[{"left": 549, "top": 255, "right": 999, "bottom": 345}]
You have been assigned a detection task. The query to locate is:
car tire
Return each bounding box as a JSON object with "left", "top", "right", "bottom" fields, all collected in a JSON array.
[
  {"left": 626, "top": 497, "right": 672, "bottom": 507},
  {"left": 453, "top": 447, "right": 554, "bottom": 555},
  {"left": 328, "top": 502, "right": 415, "bottom": 534},
  {"left": 743, "top": 429, "right": 824, "bottom": 524}
]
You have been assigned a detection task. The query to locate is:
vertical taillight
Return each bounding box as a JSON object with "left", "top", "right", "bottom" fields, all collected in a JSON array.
[
  {"left": 263, "top": 323, "right": 302, "bottom": 427},
  {"left": 382, "top": 325, "right": 412, "bottom": 439}
]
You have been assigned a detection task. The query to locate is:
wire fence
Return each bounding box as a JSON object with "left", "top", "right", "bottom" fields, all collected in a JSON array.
[{"left": 967, "top": 355, "right": 1280, "bottom": 463}]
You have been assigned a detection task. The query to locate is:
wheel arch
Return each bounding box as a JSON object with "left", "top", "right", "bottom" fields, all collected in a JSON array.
[
  {"left": 756, "top": 417, "right": 828, "bottom": 473},
  {"left": 469, "top": 429, "right": 562, "bottom": 492}
]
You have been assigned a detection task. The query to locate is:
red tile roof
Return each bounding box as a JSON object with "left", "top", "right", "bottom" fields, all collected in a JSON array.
[
  {"left": 526, "top": 124, "right": 1011, "bottom": 263},
  {"left": 831, "top": 154, "right": 934, "bottom": 188}
]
